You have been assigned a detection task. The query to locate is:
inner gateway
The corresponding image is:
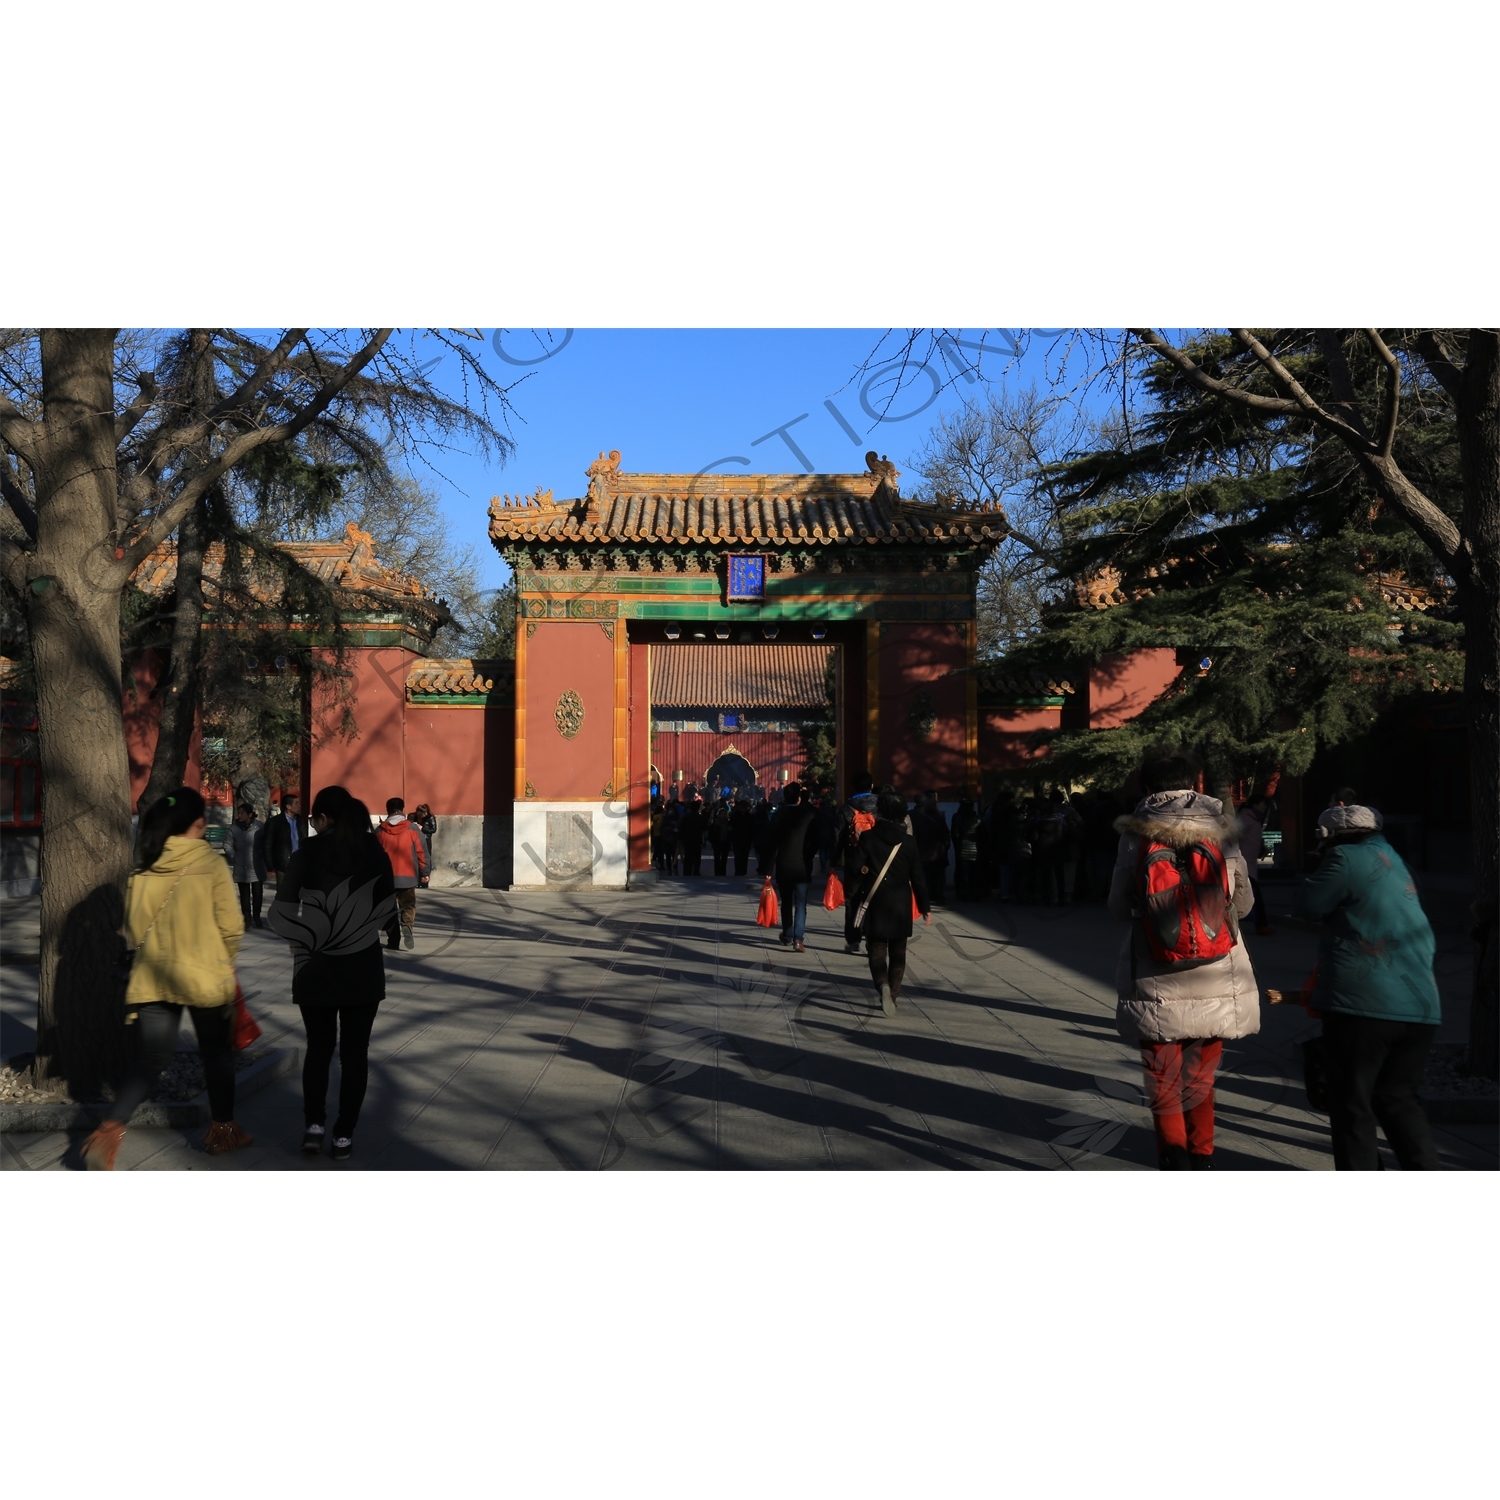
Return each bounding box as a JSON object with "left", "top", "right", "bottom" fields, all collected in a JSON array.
[
  {"left": 493, "top": 453, "right": 1009, "bottom": 888},
  {"left": 650, "top": 640, "right": 839, "bottom": 799}
]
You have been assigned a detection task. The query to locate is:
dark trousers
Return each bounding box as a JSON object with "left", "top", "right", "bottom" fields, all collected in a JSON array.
[
  {"left": 778, "top": 879, "right": 809, "bottom": 944},
  {"left": 683, "top": 841, "right": 702, "bottom": 876},
  {"left": 113, "top": 1001, "right": 236, "bottom": 1124},
  {"left": 299, "top": 1000, "right": 380, "bottom": 1137},
  {"left": 1247, "top": 877, "right": 1267, "bottom": 927},
  {"left": 1322, "top": 1014, "right": 1441, "bottom": 1170},
  {"left": 711, "top": 843, "right": 728, "bottom": 875},
  {"left": 924, "top": 859, "right": 946, "bottom": 900},
  {"left": 1032, "top": 855, "right": 1064, "bottom": 904},
  {"left": 1140, "top": 1039, "right": 1222, "bottom": 1156},
  {"left": 954, "top": 858, "right": 976, "bottom": 899},
  {"left": 732, "top": 841, "right": 750, "bottom": 877},
  {"left": 841, "top": 874, "right": 862, "bottom": 948},
  {"left": 384, "top": 887, "right": 416, "bottom": 945},
  {"left": 867, "top": 938, "right": 909, "bottom": 1000},
  {"left": 237, "top": 881, "right": 263, "bottom": 922}
]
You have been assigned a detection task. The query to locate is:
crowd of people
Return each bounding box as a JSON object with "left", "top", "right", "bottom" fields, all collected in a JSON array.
[
  {"left": 650, "top": 777, "right": 1144, "bottom": 911},
  {"left": 81, "top": 757, "right": 1447, "bottom": 1173},
  {"left": 640, "top": 763, "right": 1449, "bottom": 1173}
]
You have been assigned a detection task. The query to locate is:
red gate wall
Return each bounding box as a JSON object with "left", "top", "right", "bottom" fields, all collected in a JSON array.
[
  {"left": 523, "top": 622, "right": 615, "bottom": 801},
  {"left": 878, "top": 622, "right": 968, "bottom": 795}
]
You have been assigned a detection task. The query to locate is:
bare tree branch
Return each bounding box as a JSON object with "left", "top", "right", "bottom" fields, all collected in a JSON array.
[
  {"left": 122, "top": 330, "right": 392, "bottom": 570},
  {"left": 207, "top": 328, "right": 306, "bottom": 421},
  {"left": 113, "top": 371, "right": 158, "bottom": 444},
  {"left": 1413, "top": 331, "right": 1465, "bottom": 398},
  {"left": 1130, "top": 328, "right": 1316, "bottom": 419},
  {"left": 1227, "top": 328, "right": 1343, "bottom": 427},
  {"left": 1311, "top": 329, "right": 1370, "bottom": 439},
  {"left": 0, "top": 531, "right": 28, "bottom": 589},
  {"left": 124, "top": 329, "right": 308, "bottom": 489},
  {"left": 1369, "top": 459, "right": 1464, "bottom": 570},
  {"left": 1366, "top": 328, "right": 1402, "bottom": 459},
  {"left": 0, "top": 395, "right": 39, "bottom": 465},
  {"left": 1, "top": 469, "right": 39, "bottom": 541},
  {"left": 1134, "top": 326, "right": 1464, "bottom": 576}
]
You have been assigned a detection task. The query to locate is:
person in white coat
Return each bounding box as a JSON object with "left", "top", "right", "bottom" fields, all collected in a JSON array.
[{"left": 1109, "top": 752, "right": 1260, "bottom": 1169}]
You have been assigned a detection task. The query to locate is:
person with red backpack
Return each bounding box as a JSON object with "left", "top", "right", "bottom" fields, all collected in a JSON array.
[
  {"left": 376, "top": 796, "right": 428, "bottom": 950},
  {"left": 1109, "top": 751, "right": 1260, "bottom": 1169},
  {"left": 830, "top": 772, "right": 879, "bottom": 954}
]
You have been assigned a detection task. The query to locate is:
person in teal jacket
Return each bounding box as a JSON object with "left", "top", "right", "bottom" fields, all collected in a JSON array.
[{"left": 1295, "top": 805, "right": 1441, "bottom": 1170}]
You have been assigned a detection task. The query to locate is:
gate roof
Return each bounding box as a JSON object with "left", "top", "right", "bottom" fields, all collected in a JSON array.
[
  {"left": 489, "top": 451, "right": 1007, "bottom": 551},
  {"left": 651, "top": 643, "right": 833, "bottom": 707}
]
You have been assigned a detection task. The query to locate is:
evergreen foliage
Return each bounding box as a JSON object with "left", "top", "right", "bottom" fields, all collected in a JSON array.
[{"left": 1004, "top": 331, "right": 1465, "bottom": 791}]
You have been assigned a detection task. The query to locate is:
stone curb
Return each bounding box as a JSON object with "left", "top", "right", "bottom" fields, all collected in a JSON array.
[{"left": 0, "top": 1047, "right": 300, "bottom": 1134}]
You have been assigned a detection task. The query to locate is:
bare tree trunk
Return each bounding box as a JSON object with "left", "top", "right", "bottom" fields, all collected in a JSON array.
[
  {"left": 28, "top": 331, "right": 134, "bottom": 1097},
  {"left": 142, "top": 330, "right": 217, "bottom": 808},
  {"left": 1456, "top": 333, "right": 1500, "bottom": 1077},
  {"left": 140, "top": 497, "right": 205, "bottom": 809}
]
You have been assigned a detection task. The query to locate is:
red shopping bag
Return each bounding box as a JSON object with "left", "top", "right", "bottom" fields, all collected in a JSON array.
[
  {"left": 755, "top": 876, "right": 780, "bottom": 928},
  {"left": 912, "top": 889, "right": 921, "bottom": 920},
  {"left": 231, "top": 981, "right": 262, "bottom": 1050},
  {"left": 823, "top": 869, "right": 845, "bottom": 911}
]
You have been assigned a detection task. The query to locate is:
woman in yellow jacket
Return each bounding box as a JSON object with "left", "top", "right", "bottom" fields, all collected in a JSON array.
[{"left": 82, "top": 787, "right": 253, "bottom": 1169}]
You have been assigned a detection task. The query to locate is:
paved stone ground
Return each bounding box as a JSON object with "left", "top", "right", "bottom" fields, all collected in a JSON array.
[{"left": 3, "top": 877, "right": 1495, "bottom": 1171}]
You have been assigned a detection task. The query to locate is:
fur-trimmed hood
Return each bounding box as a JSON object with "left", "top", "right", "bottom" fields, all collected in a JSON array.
[{"left": 1113, "top": 790, "right": 1242, "bottom": 849}]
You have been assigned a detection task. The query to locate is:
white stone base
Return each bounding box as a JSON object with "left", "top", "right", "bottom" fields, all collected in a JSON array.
[
  {"left": 425, "top": 814, "right": 513, "bottom": 889},
  {"left": 511, "top": 800, "right": 630, "bottom": 889}
]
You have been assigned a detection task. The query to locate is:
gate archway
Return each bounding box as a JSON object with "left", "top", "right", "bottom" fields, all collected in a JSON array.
[
  {"left": 492, "top": 451, "right": 1007, "bottom": 886},
  {"left": 703, "top": 749, "right": 757, "bottom": 797}
]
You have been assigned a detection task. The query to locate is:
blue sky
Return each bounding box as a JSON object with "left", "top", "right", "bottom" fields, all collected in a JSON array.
[{"left": 408, "top": 329, "right": 1076, "bottom": 589}]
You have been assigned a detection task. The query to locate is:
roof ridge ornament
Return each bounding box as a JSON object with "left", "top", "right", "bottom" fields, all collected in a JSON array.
[
  {"left": 586, "top": 449, "right": 623, "bottom": 505},
  {"left": 865, "top": 451, "right": 900, "bottom": 490},
  {"left": 342, "top": 521, "right": 378, "bottom": 574}
]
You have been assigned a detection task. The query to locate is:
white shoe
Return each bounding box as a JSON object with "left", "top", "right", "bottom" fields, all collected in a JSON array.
[
  {"left": 879, "top": 983, "right": 895, "bottom": 1017},
  {"left": 402, "top": 928, "right": 414, "bottom": 949}
]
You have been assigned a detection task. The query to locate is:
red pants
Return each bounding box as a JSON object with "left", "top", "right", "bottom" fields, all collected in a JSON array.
[{"left": 1139, "top": 1040, "right": 1223, "bottom": 1156}]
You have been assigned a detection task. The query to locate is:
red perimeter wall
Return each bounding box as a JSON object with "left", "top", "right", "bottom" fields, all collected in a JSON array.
[
  {"left": 309, "top": 649, "right": 514, "bottom": 814},
  {"left": 405, "top": 704, "right": 514, "bottom": 815},
  {"left": 878, "top": 623, "right": 968, "bottom": 795},
  {"left": 125, "top": 650, "right": 204, "bottom": 812},
  {"left": 979, "top": 706, "right": 1063, "bottom": 774},
  {"left": 1089, "top": 649, "right": 1180, "bottom": 728},
  {"left": 123, "top": 636, "right": 1185, "bottom": 827},
  {"left": 308, "top": 647, "right": 415, "bottom": 812}
]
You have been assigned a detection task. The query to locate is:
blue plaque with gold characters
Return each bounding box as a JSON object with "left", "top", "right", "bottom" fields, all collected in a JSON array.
[{"left": 726, "top": 554, "right": 765, "bottom": 602}]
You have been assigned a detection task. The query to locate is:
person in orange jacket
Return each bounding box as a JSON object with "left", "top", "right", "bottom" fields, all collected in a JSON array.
[{"left": 375, "top": 796, "right": 428, "bottom": 949}]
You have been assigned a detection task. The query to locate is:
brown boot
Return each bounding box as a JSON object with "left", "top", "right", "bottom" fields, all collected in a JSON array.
[
  {"left": 203, "top": 1120, "right": 255, "bottom": 1155},
  {"left": 82, "top": 1120, "right": 127, "bottom": 1171}
]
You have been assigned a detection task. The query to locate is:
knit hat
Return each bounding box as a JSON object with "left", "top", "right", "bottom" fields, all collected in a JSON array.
[{"left": 1316, "top": 804, "right": 1383, "bottom": 840}]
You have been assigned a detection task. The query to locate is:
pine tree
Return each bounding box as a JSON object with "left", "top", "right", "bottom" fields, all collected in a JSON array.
[{"left": 1005, "top": 331, "right": 1464, "bottom": 795}]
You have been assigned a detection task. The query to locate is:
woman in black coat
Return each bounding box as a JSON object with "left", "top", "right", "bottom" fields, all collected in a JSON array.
[
  {"left": 268, "top": 784, "right": 396, "bottom": 1161},
  {"left": 850, "top": 791, "right": 932, "bottom": 1016}
]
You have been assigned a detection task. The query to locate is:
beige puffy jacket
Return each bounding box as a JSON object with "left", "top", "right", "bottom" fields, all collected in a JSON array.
[
  {"left": 1107, "top": 791, "right": 1260, "bottom": 1044},
  {"left": 125, "top": 836, "right": 243, "bottom": 1009}
]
